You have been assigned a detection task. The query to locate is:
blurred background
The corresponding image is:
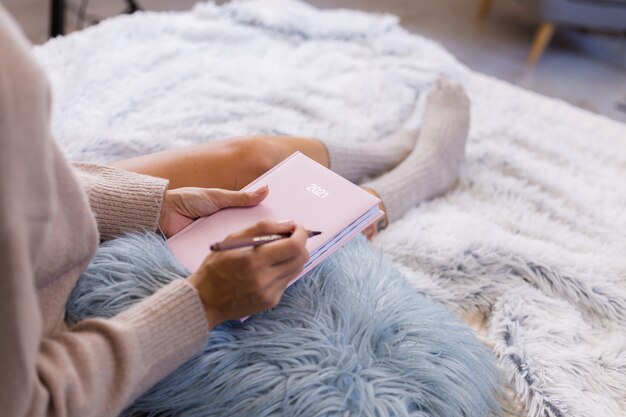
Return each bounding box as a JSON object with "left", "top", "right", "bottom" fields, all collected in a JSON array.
[{"left": 4, "top": 0, "right": 626, "bottom": 122}]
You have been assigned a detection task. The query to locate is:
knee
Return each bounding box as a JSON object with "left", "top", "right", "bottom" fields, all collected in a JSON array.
[{"left": 226, "top": 136, "right": 283, "bottom": 179}]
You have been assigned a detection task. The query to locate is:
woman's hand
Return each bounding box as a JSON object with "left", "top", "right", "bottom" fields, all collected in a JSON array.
[
  {"left": 186, "top": 220, "right": 309, "bottom": 327},
  {"left": 158, "top": 185, "right": 269, "bottom": 237}
]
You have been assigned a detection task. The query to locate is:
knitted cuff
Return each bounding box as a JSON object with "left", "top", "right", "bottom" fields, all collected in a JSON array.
[
  {"left": 323, "top": 141, "right": 369, "bottom": 184},
  {"left": 72, "top": 162, "right": 169, "bottom": 241},
  {"left": 115, "top": 279, "right": 210, "bottom": 393}
]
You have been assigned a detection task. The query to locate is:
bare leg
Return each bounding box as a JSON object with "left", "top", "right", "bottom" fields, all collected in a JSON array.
[
  {"left": 113, "top": 80, "right": 467, "bottom": 240},
  {"left": 111, "top": 135, "right": 330, "bottom": 190},
  {"left": 112, "top": 134, "right": 387, "bottom": 239}
]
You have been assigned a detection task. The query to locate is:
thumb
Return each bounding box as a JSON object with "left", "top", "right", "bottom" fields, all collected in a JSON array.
[{"left": 212, "top": 185, "right": 269, "bottom": 210}]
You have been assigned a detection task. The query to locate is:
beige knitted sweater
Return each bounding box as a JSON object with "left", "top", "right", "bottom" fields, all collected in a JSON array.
[{"left": 0, "top": 6, "right": 210, "bottom": 417}]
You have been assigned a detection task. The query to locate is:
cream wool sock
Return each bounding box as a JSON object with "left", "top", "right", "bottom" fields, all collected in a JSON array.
[
  {"left": 324, "top": 129, "right": 418, "bottom": 183},
  {"left": 362, "top": 78, "right": 470, "bottom": 224}
]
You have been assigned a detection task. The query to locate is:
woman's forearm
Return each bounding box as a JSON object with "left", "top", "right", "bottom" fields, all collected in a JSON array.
[{"left": 72, "top": 162, "right": 169, "bottom": 240}]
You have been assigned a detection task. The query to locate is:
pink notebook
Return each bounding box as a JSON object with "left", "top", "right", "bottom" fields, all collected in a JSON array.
[{"left": 167, "top": 151, "right": 384, "bottom": 285}]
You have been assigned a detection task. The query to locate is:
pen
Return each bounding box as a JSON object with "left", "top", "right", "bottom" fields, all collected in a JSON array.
[{"left": 210, "top": 230, "right": 322, "bottom": 251}]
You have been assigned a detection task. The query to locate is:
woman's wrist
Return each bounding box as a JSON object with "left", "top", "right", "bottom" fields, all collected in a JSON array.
[{"left": 186, "top": 273, "right": 223, "bottom": 329}]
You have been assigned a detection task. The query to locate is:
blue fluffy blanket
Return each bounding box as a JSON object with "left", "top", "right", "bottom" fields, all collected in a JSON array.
[{"left": 67, "top": 232, "right": 500, "bottom": 417}]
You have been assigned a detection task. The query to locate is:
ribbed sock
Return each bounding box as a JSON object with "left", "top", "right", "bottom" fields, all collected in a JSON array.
[
  {"left": 323, "top": 129, "right": 418, "bottom": 183},
  {"left": 362, "top": 78, "right": 470, "bottom": 224}
]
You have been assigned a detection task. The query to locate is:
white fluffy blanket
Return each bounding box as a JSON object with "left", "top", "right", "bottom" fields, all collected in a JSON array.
[{"left": 35, "top": 1, "right": 626, "bottom": 416}]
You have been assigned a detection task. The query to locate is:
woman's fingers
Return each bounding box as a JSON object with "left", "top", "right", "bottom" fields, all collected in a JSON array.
[
  {"left": 272, "top": 252, "right": 308, "bottom": 281},
  {"left": 362, "top": 223, "right": 378, "bottom": 240},
  {"left": 226, "top": 219, "right": 296, "bottom": 241},
  {"left": 249, "top": 225, "right": 309, "bottom": 308},
  {"left": 254, "top": 223, "right": 309, "bottom": 266},
  {"left": 219, "top": 222, "right": 308, "bottom": 312},
  {"left": 253, "top": 252, "right": 307, "bottom": 309},
  {"left": 209, "top": 185, "right": 269, "bottom": 211},
  {"left": 184, "top": 186, "right": 270, "bottom": 218},
  {"left": 266, "top": 226, "right": 309, "bottom": 280},
  {"left": 263, "top": 254, "right": 308, "bottom": 304}
]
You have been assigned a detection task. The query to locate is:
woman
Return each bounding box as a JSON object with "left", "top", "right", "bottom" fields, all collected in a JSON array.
[{"left": 0, "top": 5, "right": 469, "bottom": 417}]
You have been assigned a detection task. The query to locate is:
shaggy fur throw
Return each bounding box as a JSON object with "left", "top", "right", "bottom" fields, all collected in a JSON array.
[{"left": 67, "top": 233, "right": 500, "bottom": 417}]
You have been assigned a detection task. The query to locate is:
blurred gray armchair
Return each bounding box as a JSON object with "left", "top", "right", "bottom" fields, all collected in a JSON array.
[{"left": 479, "top": 0, "right": 626, "bottom": 64}]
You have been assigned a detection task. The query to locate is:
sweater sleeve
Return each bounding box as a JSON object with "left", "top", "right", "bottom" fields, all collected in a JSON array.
[
  {"left": 71, "top": 162, "right": 169, "bottom": 241},
  {"left": 34, "top": 280, "right": 210, "bottom": 417},
  {"left": 0, "top": 228, "right": 210, "bottom": 417}
]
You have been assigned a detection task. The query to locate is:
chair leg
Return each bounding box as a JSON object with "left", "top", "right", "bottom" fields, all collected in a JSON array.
[
  {"left": 527, "top": 22, "right": 556, "bottom": 65},
  {"left": 50, "top": 0, "right": 65, "bottom": 38},
  {"left": 478, "top": 0, "right": 494, "bottom": 19}
]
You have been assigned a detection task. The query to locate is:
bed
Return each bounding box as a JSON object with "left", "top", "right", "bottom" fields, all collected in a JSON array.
[{"left": 35, "top": 1, "right": 626, "bottom": 416}]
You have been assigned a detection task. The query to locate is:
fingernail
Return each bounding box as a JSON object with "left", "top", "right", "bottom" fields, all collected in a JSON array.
[
  {"left": 254, "top": 185, "right": 269, "bottom": 194},
  {"left": 278, "top": 219, "right": 295, "bottom": 226}
]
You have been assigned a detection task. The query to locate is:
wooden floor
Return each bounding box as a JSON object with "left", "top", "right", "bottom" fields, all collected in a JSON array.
[{"left": 3, "top": 0, "right": 626, "bottom": 122}]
